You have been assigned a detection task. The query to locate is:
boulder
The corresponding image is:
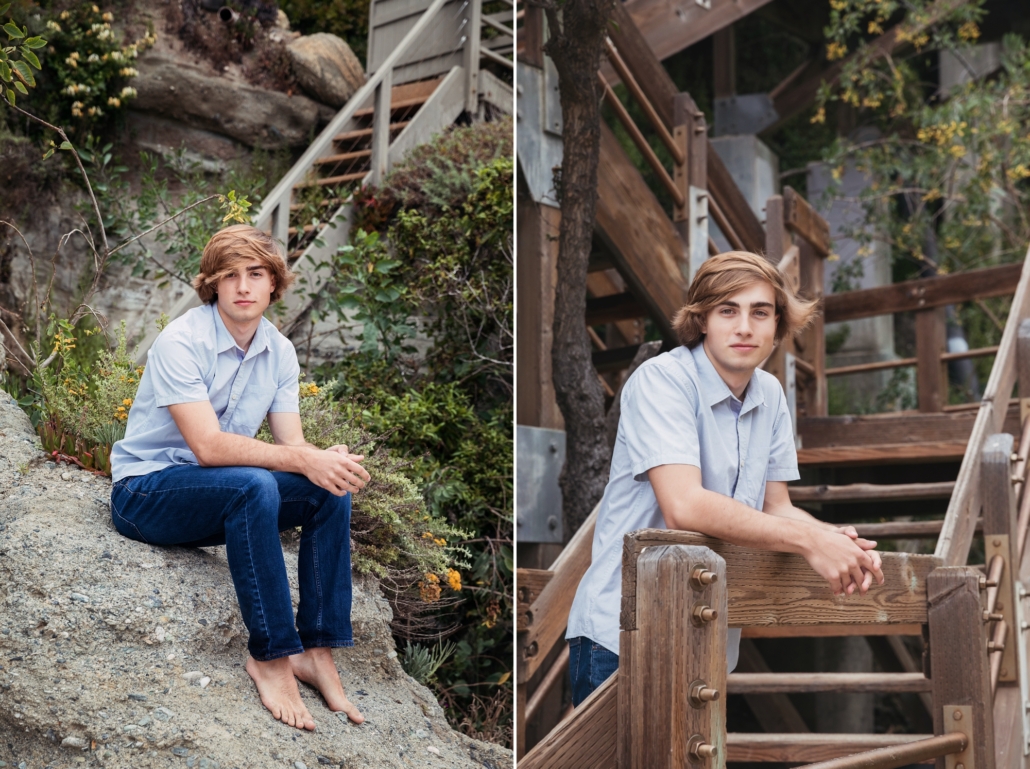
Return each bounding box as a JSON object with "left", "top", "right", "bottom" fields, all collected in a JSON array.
[
  {"left": 287, "top": 33, "right": 366, "bottom": 108},
  {"left": 0, "top": 394, "right": 511, "bottom": 769},
  {"left": 131, "top": 52, "right": 331, "bottom": 149}
]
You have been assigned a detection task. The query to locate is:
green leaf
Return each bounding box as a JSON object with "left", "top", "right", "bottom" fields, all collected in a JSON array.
[
  {"left": 59, "top": 141, "right": 73, "bottom": 150},
  {"left": 13, "top": 78, "right": 24, "bottom": 94},
  {"left": 4, "top": 86, "right": 13, "bottom": 105},
  {"left": 19, "top": 47, "right": 39, "bottom": 70},
  {"left": 12, "top": 59, "right": 34, "bottom": 87},
  {"left": 23, "top": 36, "right": 46, "bottom": 50},
  {"left": 42, "top": 147, "right": 53, "bottom": 160},
  {"left": 0, "top": 60, "right": 10, "bottom": 82},
  {"left": 0, "top": 4, "right": 11, "bottom": 16},
  {"left": 3, "top": 21, "right": 23, "bottom": 39}
]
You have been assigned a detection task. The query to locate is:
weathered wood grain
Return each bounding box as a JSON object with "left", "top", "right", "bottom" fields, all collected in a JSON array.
[
  {"left": 797, "top": 441, "right": 968, "bottom": 467},
  {"left": 727, "top": 672, "right": 931, "bottom": 694},
  {"left": 627, "top": 546, "right": 727, "bottom": 769},
  {"left": 798, "top": 406, "right": 1022, "bottom": 449},
  {"left": 741, "top": 623, "right": 924, "bottom": 639},
  {"left": 824, "top": 263, "right": 1021, "bottom": 324},
  {"left": 726, "top": 733, "right": 933, "bottom": 763},
  {"left": 981, "top": 434, "right": 1019, "bottom": 683},
  {"left": 927, "top": 567, "right": 995, "bottom": 769},
  {"left": 916, "top": 308, "right": 948, "bottom": 413},
  {"left": 516, "top": 568, "right": 553, "bottom": 633},
  {"left": 789, "top": 482, "right": 955, "bottom": 503},
  {"left": 518, "top": 673, "right": 617, "bottom": 769},
  {"left": 784, "top": 186, "right": 830, "bottom": 257},
  {"left": 620, "top": 530, "right": 939, "bottom": 632}
]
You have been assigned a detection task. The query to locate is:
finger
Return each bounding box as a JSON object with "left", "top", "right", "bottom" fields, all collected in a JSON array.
[
  {"left": 840, "top": 526, "right": 858, "bottom": 538},
  {"left": 848, "top": 561, "right": 867, "bottom": 594},
  {"left": 853, "top": 537, "right": 878, "bottom": 550},
  {"left": 861, "top": 569, "right": 874, "bottom": 593}
]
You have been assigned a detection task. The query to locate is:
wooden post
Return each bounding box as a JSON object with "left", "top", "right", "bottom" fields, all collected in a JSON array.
[
  {"left": 676, "top": 93, "right": 707, "bottom": 283},
  {"left": 1019, "top": 319, "right": 1030, "bottom": 426},
  {"left": 521, "top": 4, "right": 544, "bottom": 69},
  {"left": 982, "top": 433, "right": 1018, "bottom": 684},
  {"left": 370, "top": 67, "right": 393, "bottom": 186},
  {"left": 462, "top": 0, "right": 481, "bottom": 113},
  {"left": 927, "top": 567, "right": 995, "bottom": 769},
  {"left": 712, "top": 27, "right": 735, "bottom": 99},
  {"left": 797, "top": 239, "right": 827, "bottom": 417},
  {"left": 763, "top": 195, "right": 791, "bottom": 404},
  {"left": 620, "top": 545, "right": 727, "bottom": 769},
  {"left": 916, "top": 307, "right": 947, "bottom": 412}
]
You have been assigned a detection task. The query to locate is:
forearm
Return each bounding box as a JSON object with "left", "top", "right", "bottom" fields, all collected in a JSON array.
[
  {"left": 664, "top": 488, "right": 816, "bottom": 556},
  {"left": 765, "top": 502, "right": 838, "bottom": 531},
  {"left": 196, "top": 430, "right": 310, "bottom": 473}
]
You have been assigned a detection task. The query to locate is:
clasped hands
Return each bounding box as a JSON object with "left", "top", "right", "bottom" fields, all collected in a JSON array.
[
  {"left": 810, "top": 524, "right": 884, "bottom": 597},
  {"left": 303, "top": 443, "right": 371, "bottom": 497}
]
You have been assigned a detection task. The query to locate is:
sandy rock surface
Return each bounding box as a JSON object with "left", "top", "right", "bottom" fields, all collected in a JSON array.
[
  {"left": 0, "top": 395, "right": 511, "bottom": 769},
  {"left": 286, "top": 34, "right": 365, "bottom": 108}
]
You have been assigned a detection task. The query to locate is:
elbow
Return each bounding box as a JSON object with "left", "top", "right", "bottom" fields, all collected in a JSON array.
[{"left": 190, "top": 435, "right": 218, "bottom": 467}]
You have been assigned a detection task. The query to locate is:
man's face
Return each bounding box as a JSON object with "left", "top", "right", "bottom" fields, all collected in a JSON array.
[
  {"left": 700, "top": 280, "right": 779, "bottom": 382},
  {"left": 215, "top": 259, "right": 275, "bottom": 326}
]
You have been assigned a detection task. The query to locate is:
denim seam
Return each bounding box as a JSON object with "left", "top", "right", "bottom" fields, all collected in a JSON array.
[
  {"left": 250, "top": 645, "right": 306, "bottom": 662},
  {"left": 239, "top": 487, "right": 274, "bottom": 659}
]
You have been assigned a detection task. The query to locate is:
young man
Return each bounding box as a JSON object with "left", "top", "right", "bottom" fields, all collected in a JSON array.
[
  {"left": 110, "top": 225, "right": 369, "bottom": 731},
  {"left": 565, "top": 251, "right": 884, "bottom": 705}
]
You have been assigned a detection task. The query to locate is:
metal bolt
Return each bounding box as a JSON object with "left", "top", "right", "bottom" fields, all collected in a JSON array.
[
  {"left": 690, "top": 567, "right": 718, "bottom": 590},
  {"left": 953, "top": 709, "right": 963, "bottom": 721},
  {"left": 692, "top": 604, "right": 718, "bottom": 625},
  {"left": 984, "top": 611, "right": 1005, "bottom": 622},
  {"left": 1012, "top": 453, "right": 1020, "bottom": 462},
  {"left": 994, "top": 539, "right": 1003, "bottom": 547},
  {"left": 956, "top": 763, "right": 965, "bottom": 769},
  {"left": 689, "top": 680, "right": 720, "bottom": 708}
]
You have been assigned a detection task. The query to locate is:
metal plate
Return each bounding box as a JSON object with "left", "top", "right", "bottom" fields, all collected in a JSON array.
[
  {"left": 516, "top": 61, "right": 563, "bottom": 206},
  {"left": 713, "top": 93, "right": 779, "bottom": 137},
  {"left": 516, "top": 425, "right": 565, "bottom": 543}
]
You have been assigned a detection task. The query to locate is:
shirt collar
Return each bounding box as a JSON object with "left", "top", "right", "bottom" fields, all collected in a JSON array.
[
  {"left": 210, "top": 303, "right": 269, "bottom": 359},
  {"left": 689, "top": 342, "right": 766, "bottom": 414}
]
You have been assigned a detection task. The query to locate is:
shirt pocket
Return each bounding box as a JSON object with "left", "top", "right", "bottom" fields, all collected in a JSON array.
[{"left": 227, "top": 386, "right": 276, "bottom": 437}]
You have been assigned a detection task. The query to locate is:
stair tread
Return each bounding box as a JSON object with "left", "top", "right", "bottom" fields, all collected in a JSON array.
[
  {"left": 333, "top": 120, "right": 411, "bottom": 144},
  {"left": 313, "top": 149, "right": 373, "bottom": 166},
  {"left": 353, "top": 95, "right": 433, "bottom": 119},
  {"left": 293, "top": 171, "right": 367, "bottom": 189},
  {"left": 797, "top": 440, "right": 968, "bottom": 467},
  {"left": 789, "top": 481, "right": 955, "bottom": 503}
]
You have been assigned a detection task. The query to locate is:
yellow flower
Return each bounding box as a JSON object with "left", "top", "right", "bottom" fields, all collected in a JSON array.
[
  {"left": 434, "top": 537, "right": 446, "bottom": 546},
  {"left": 826, "top": 41, "right": 847, "bottom": 61},
  {"left": 949, "top": 144, "right": 966, "bottom": 158},
  {"left": 867, "top": 21, "right": 883, "bottom": 35},
  {"left": 419, "top": 573, "right": 441, "bottom": 603},
  {"left": 957, "top": 21, "right": 980, "bottom": 41},
  {"left": 122, "top": 398, "right": 133, "bottom": 407},
  {"left": 447, "top": 569, "right": 461, "bottom": 591},
  {"left": 811, "top": 107, "right": 826, "bottom": 125}
]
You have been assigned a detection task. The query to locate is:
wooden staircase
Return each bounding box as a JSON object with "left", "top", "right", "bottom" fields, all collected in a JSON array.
[
  {"left": 517, "top": 1, "right": 1030, "bottom": 765},
  {"left": 134, "top": 0, "right": 513, "bottom": 363}
]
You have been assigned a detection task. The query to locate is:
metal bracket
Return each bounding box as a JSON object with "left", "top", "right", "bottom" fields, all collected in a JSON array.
[
  {"left": 986, "top": 535, "right": 1017, "bottom": 682},
  {"left": 944, "top": 705, "right": 975, "bottom": 769},
  {"left": 1016, "top": 582, "right": 1030, "bottom": 754},
  {"left": 687, "top": 185, "right": 709, "bottom": 282},
  {"left": 1022, "top": 397, "right": 1030, "bottom": 426}
]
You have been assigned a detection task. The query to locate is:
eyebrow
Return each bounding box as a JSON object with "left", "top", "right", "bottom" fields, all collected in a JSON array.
[{"left": 718, "top": 300, "right": 776, "bottom": 309}]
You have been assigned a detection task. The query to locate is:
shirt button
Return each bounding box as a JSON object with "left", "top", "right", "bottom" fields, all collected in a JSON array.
[{"left": 232, "top": 395, "right": 238, "bottom": 400}]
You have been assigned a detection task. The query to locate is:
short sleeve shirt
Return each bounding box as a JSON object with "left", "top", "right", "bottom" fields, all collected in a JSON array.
[
  {"left": 565, "top": 343, "right": 799, "bottom": 670},
  {"left": 110, "top": 303, "right": 300, "bottom": 482}
]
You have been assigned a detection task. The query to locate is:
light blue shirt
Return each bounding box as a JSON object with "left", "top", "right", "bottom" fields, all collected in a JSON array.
[
  {"left": 566, "top": 343, "right": 799, "bottom": 670},
  {"left": 110, "top": 303, "right": 300, "bottom": 482}
]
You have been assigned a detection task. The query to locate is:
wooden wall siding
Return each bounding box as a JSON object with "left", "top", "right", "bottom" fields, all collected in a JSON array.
[
  {"left": 798, "top": 406, "right": 1022, "bottom": 449},
  {"left": 595, "top": 120, "right": 688, "bottom": 340},
  {"left": 515, "top": 198, "right": 563, "bottom": 429},
  {"left": 367, "top": 0, "right": 467, "bottom": 84},
  {"left": 937, "top": 245, "right": 1030, "bottom": 566},
  {"left": 619, "top": 530, "right": 940, "bottom": 632}
]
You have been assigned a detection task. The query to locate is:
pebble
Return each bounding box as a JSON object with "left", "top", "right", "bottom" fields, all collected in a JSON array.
[
  {"left": 61, "top": 736, "right": 86, "bottom": 748},
  {"left": 182, "top": 671, "right": 204, "bottom": 683},
  {"left": 171, "top": 747, "right": 188, "bottom": 757},
  {"left": 154, "top": 706, "right": 176, "bottom": 721},
  {"left": 128, "top": 693, "right": 147, "bottom": 701},
  {"left": 138, "top": 715, "right": 152, "bottom": 727},
  {"left": 70, "top": 593, "right": 90, "bottom": 603},
  {"left": 155, "top": 625, "right": 166, "bottom": 642},
  {"left": 427, "top": 746, "right": 441, "bottom": 755},
  {"left": 198, "top": 759, "right": 218, "bottom": 769},
  {"left": 294, "top": 762, "right": 307, "bottom": 769},
  {"left": 61, "top": 471, "right": 72, "bottom": 480},
  {"left": 416, "top": 729, "right": 428, "bottom": 739},
  {"left": 386, "top": 650, "right": 398, "bottom": 659},
  {"left": 199, "top": 676, "right": 211, "bottom": 688}
]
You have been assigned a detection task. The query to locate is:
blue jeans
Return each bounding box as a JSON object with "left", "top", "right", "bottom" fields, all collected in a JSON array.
[
  {"left": 568, "top": 636, "right": 619, "bottom": 706},
  {"left": 110, "top": 465, "right": 354, "bottom": 661}
]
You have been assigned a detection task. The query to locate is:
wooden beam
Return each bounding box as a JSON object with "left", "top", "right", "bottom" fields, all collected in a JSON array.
[
  {"left": 798, "top": 404, "right": 1022, "bottom": 449},
  {"left": 726, "top": 733, "right": 934, "bottom": 763},
  {"left": 742, "top": 623, "right": 923, "bottom": 638},
  {"left": 585, "top": 292, "right": 647, "bottom": 326},
  {"left": 518, "top": 673, "right": 617, "bottom": 769},
  {"left": 915, "top": 307, "right": 947, "bottom": 413},
  {"left": 592, "top": 344, "right": 647, "bottom": 373},
  {"left": 789, "top": 482, "right": 955, "bottom": 503},
  {"left": 713, "top": 26, "right": 735, "bottom": 98},
  {"left": 728, "top": 672, "right": 931, "bottom": 694},
  {"left": 707, "top": 144, "right": 766, "bottom": 254},
  {"left": 516, "top": 568, "right": 553, "bottom": 632},
  {"left": 797, "top": 441, "right": 968, "bottom": 467},
  {"left": 823, "top": 262, "right": 1021, "bottom": 324},
  {"left": 595, "top": 120, "right": 688, "bottom": 342},
  {"left": 783, "top": 186, "right": 830, "bottom": 257},
  {"left": 605, "top": 0, "right": 677, "bottom": 129},
  {"left": 937, "top": 244, "right": 1030, "bottom": 566},
  {"left": 620, "top": 530, "right": 940, "bottom": 632}
]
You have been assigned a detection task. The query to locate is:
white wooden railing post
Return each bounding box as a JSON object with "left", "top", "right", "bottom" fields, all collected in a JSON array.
[
  {"left": 370, "top": 66, "right": 393, "bottom": 187},
  {"left": 463, "top": 0, "right": 481, "bottom": 113}
]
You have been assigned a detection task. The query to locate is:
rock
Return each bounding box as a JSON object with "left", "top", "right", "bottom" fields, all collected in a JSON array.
[
  {"left": 131, "top": 52, "right": 329, "bottom": 149},
  {"left": 0, "top": 397, "right": 512, "bottom": 769},
  {"left": 199, "top": 676, "right": 211, "bottom": 688},
  {"left": 60, "top": 736, "right": 86, "bottom": 748},
  {"left": 287, "top": 33, "right": 366, "bottom": 108}
]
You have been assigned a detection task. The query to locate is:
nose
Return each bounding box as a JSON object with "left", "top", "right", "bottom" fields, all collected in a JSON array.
[{"left": 237, "top": 273, "right": 251, "bottom": 294}]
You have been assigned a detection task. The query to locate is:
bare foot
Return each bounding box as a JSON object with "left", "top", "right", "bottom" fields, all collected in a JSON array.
[
  {"left": 290, "top": 647, "right": 365, "bottom": 724},
  {"left": 245, "top": 656, "right": 316, "bottom": 731}
]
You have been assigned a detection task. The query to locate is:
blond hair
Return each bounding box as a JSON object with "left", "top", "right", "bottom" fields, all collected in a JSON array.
[
  {"left": 192, "top": 225, "right": 295, "bottom": 304},
  {"left": 672, "top": 251, "right": 818, "bottom": 348}
]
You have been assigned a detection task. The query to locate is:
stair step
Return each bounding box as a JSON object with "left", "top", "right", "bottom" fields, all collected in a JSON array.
[
  {"left": 797, "top": 441, "right": 967, "bottom": 467},
  {"left": 789, "top": 481, "right": 955, "bottom": 504},
  {"left": 353, "top": 95, "right": 431, "bottom": 119},
  {"left": 851, "top": 518, "right": 982, "bottom": 539},
  {"left": 727, "top": 733, "right": 933, "bottom": 764},
  {"left": 727, "top": 672, "right": 931, "bottom": 694},
  {"left": 313, "top": 149, "right": 373, "bottom": 167},
  {"left": 333, "top": 120, "right": 411, "bottom": 144},
  {"left": 290, "top": 198, "right": 343, "bottom": 212},
  {"left": 293, "top": 171, "right": 367, "bottom": 189},
  {"left": 287, "top": 223, "right": 325, "bottom": 237}
]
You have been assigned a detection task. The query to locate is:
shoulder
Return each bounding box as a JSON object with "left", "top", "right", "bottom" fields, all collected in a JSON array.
[
  {"left": 624, "top": 347, "right": 700, "bottom": 404},
  {"left": 150, "top": 307, "right": 207, "bottom": 355}
]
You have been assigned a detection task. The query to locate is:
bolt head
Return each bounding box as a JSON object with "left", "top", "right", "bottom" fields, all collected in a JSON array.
[
  {"left": 994, "top": 539, "right": 1003, "bottom": 547},
  {"left": 957, "top": 763, "right": 965, "bottom": 769},
  {"left": 953, "top": 709, "right": 963, "bottom": 721}
]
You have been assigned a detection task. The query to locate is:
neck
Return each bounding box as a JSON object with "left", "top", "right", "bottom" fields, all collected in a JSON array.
[
  {"left": 701, "top": 340, "right": 753, "bottom": 400},
  {"left": 216, "top": 303, "right": 260, "bottom": 352}
]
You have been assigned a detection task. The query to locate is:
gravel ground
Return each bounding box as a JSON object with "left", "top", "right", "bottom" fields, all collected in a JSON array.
[{"left": 0, "top": 394, "right": 511, "bottom": 769}]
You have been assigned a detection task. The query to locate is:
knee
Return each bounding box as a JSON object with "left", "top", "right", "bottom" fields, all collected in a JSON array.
[{"left": 233, "top": 468, "right": 280, "bottom": 510}]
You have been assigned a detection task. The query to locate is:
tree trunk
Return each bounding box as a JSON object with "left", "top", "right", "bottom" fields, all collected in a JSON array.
[{"left": 543, "top": 0, "right": 616, "bottom": 540}]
